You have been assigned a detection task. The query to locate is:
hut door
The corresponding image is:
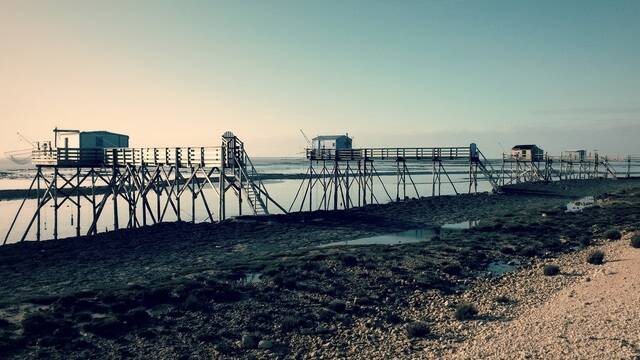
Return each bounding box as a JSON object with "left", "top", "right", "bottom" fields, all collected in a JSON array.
[{"left": 64, "top": 137, "right": 69, "bottom": 160}]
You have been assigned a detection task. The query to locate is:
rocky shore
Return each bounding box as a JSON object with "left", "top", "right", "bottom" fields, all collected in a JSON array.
[{"left": 0, "top": 178, "right": 639, "bottom": 359}]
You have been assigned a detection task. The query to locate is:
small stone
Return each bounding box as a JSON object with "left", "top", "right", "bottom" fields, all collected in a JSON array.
[{"left": 258, "top": 340, "right": 273, "bottom": 349}]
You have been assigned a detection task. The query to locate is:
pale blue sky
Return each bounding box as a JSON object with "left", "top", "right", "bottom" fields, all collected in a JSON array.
[{"left": 1, "top": 0, "right": 639, "bottom": 156}]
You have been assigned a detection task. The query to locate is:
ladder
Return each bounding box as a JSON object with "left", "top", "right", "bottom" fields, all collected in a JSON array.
[
  {"left": 475, "top": 149, "right": 501, "bottom": 191},
  {"left": 222, "top": 132, "right": 286, "bottom": 215}
]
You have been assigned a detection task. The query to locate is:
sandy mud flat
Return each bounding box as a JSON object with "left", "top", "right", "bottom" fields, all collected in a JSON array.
[{"left": 0, "top": 178, "right": 639, "bottom": 359}]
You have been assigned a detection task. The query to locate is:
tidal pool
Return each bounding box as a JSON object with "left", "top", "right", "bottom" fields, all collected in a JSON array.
[
  {"left": 486, "top": 260, "right": 519, "bottom": 276},
  {"left": 319, "top": 220, "right": 478, "bottom": 247}
]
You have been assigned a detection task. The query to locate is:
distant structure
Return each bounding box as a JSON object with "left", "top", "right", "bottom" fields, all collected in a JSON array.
[
  {"left": 312, "top": 134, "right": 352, "bottom": 151},
  {"left": 563, "top": 149, "right": 587, "bottom": 161},
  {"left": 511, "top": 144, "right": 544, "bottom": 162}
]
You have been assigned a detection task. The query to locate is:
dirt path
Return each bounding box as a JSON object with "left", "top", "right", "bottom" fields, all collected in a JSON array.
[{"left": 448, "top": 237, "right": 640, "bottom": 359}]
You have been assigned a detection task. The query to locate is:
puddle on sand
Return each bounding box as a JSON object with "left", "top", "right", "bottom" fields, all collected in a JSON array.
[
  {"left": 486, "top": 260, "right": 519, "bottom": 276},
  {"left": 318, "top": 229, "right": 437, "bottom": 247},
  {"left": 441, "top": 220, "right": 479, "bottom": 230},
  {"left": 566, "top": 196, "right": 600, "bottom": 213},
  {"left": 319, "top": 220, "right": 478, "bottom": 247}
]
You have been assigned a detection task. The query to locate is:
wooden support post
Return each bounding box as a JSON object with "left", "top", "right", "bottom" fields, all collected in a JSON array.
[
  {"left": 175, "top": 149, "right": 181, "bottom": 222},
  {"left": 369, "top": 161, "right": 374, "bottom": 205},
  {"left": 113, "top": 166, "right": 119, "bottom": 231},
  {"left": 432, "top": 160, "right": 437, "bottom": 196},
  {"left": 323, "top": 162, "right": 328, "bottom": 210},
  {"left": 220, "top": 168, "right": 226, "bottom": 221},
  {"left": 404, "top": 163, "right": 408, "bottom": 199},
  {"left": 238, "top": 160, "right": 243, "bottom": 216},
  {"left": 357, "top": 160, "right": 362, "bottom": 207},
  {"left": 362, "top": 158, "right": 367, "bottom": 206},
  {"left": 53, "top": 167, "right": 58, "bottom": 240},
  {"left": 36, "top": 167, "right": 41, "bottom": 241},
  {"left": 333, "top": 160, "right": 339, "bottom": 210},
  {"left": 219, "top": 147, "right": 226, "bottom": 221},
  {"left": 156, "top": 168, "right": 161, "bottom": 222},
  {"left": 474, "top": 163, "right": 478, "bottom": 193},
  {"left": 308, "top": 161, "right": 313, "bottom": 212},
  {"left": 468, "top": 160, "right": 473, "bottom": 194},
  {"left": 438, "top": 162, "right": 442, "bottom": 196},
  {"left": 126, "top": 167, "right": 133, "bottom": 228},
  {"left": 91, "top": 169, "right": 97, "bottom": 235},
  {"left": 345, "top": 161, "right": 350, "bottom": 209},
  {"left": 141, "top": 167, "right": 147, "bottom": 226},
  {"left": 191, "top": 166, "right": 196, "bottom": 223},
  {"left": 395, "top": 161, "right": 400, "bottom": 201},
  {"left": 76, "top": 167, "right": 81, "bottom": 238}
]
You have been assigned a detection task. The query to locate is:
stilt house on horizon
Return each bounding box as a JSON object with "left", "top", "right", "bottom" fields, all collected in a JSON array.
[
  {"left": 311, "top": 134, "right": 352, "bottom": 151},
  {"left": 511, "top": 144, "right": 544, "bottom": 162}
]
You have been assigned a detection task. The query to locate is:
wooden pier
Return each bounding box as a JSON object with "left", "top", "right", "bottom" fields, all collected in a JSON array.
[
  {"left": 4, "top": 133, "right": 285, "bottom": 244},
  {"left": 290, "top": 144, "right": 500, "bottom": 212},
  {"left": 4, "top": 134, "right": 640, "bottom": 244}
]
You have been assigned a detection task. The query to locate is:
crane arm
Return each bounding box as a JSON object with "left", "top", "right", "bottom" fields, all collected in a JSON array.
[
  {"left": 16, "top": 132, "right": 35, "bottom": 147},
  {"left": 299, "top": 129, "right": 311, "bottom": 146}
]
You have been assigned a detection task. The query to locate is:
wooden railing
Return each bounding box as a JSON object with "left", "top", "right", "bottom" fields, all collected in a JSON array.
[
  {"left": 104, "top": 147, "right": 222, "bottom": 167},
  {"left": 32, "top": 147, "right": 223, "bottom": 167},
  {"left": 32, "top": 148, "right": 104, "bottom": 166},
  {"left": 306, "top": 146, "right": 472, "bottom": 161}
]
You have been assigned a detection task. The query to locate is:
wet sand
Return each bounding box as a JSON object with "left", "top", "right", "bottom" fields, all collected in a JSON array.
[{"left": 0, "top": 178, "right": 638, "bottom": 359}]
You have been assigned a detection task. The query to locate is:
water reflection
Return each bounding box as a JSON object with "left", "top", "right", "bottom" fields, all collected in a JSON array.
[
  {"left": 318, "top": 220, "right": 478, "bottom": 247},
  {"left": 318, "top": 228, "right": 437, "bottom": 247},
  {"left": 441, "top": 220, "right": 479, "bottom": 230}
]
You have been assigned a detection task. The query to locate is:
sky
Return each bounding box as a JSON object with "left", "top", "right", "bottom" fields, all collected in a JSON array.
[{"left": 1, "top": 0, "right": 639, "bottom": 158}]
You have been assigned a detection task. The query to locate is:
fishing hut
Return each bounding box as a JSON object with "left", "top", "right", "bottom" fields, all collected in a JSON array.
[
  {"left": 510, "top": 145, "right": 544, "bottom": 162},
  {"left": 4, "top": 129, "right": 285, "bottom": 244},
  {"left": 499, "top": 144, "right": 552, "bottom": 185},
  {"left": 311, "top": 135, "right": 352, "bottom": 151}
]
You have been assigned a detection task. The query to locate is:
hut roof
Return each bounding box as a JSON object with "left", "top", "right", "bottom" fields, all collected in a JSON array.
[
  {"left": 313, "top": 135, "right": 350, "bottom": 141},
  {"left": 512, "top": 144, "right": 539, "bottom": 150}
]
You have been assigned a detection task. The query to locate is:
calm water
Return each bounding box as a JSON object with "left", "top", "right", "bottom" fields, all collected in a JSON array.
[
  {"left": 318, "top": 220, "right": 478, "bottom": 247},
  {"left": 318, "top": 228, "right": 437, "bottom": 247},
  {"left": 441, "top": 220, "right": 479, "bottom": 230}
]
